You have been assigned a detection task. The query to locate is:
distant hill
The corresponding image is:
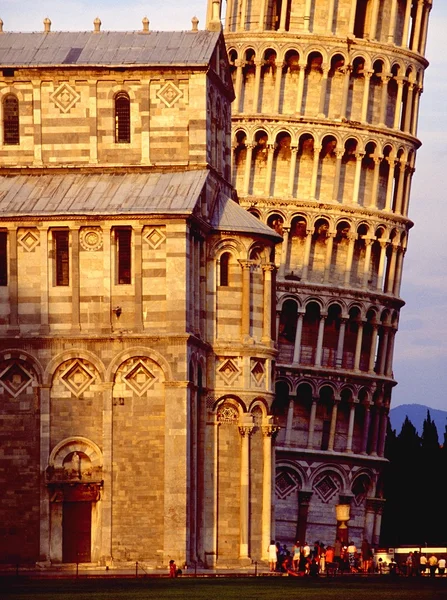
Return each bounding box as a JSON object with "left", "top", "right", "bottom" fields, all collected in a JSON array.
[{"left": 389, "top": 403, "right": 447, "bottom": 437}]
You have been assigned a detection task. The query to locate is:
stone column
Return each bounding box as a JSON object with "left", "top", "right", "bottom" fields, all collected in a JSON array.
[
  {"left": 361, "top": 71, "right": 373, "bottom": 123},
  {"left": 364, "top": 499, "right": 376, "bottom": 542},
  {"left": 323, "top": 233, "right": 335, "bottom": 283},
  {"left": 258, "top": 0, "right": 267, "bottom": 29},
  {"left": 340, "top": 66, "right": 352, "bottom": 119},
  {"left": 402, "top": 168, "right": 415, "bottom": 217},
  {"left": 239, "top": 0, "right": 247, "bottom": 29},
  {"left": 134, "top": 227, "right": 143, "bottom": 332},
  {"left": 368, "top": 325, "right": 379, "bottom": 373},
  {"left": 243, "top": 144, "right": 253, "bottom": 195},
  {"left": 361, "top": 403, "right": 371, "bottom": 454},
  {"left": 278, "top": 227, "right": 290, "bottom": 278},
  {"left": 318, "top": 65, "right": 329, "bottom": 117},
  {"left": 285, "top": 398, "right": 294, "bottom": 445},
  {"left": 7, "top": 227, "right": 19, "bottom": 333},
  {"left": 354, "top": 321, "right": 364, "bottom": 371},
  {"left": 279, "top": 0, "right": 287, "bottom": 31},
  {"left": 344, "top": 234, "right": 356, "bottom": 286},
  {"left": 335, "top": 318, "right": 347, "bottom": 368},
  {"left": 301, "top": 229, "right": 313, "bottom": 281},
  {"left": 411, "top": 0, "right": 424, "bottom": 53},
  {"left": 71, "top": 228, "right": 81, "bottom": 332},
  {"left": 307, "top": 399, "right": 317, "bottom": 449},
  {"left": 234, "top": 60, "right": 244, "bottom": 113},
  {"left": 261, "top": 423, "right": 279, "bottom": 559},
  {"left": 388, "top": 0, "right": 398, "bottom": 43},
  {"left": 296, "top": 63, "right": 306, "bottom": 114},
  {"left": 393, "top": 249, "right": 405, "bottom": 296},
  {"left": 384, "top": 157, "right": 396, "bottom": 211},
  {"left": 101, "top": 382, "right": 113, "bottom": 562},
  {"left": 348, "top": 0, "right": 357, "bottom": 35},
  {"left": 293, "top": 312, "right": 304, "bottom": 363},
  {"left": 39, "top": 384, "right": 51, "bottom": 561},
  {"left": 315, "top": 315, "right": 326, "bottom": 367},
  {"left": 264, "top": 144, "right": 275, "bottom": 196},
  {"left": 240, "top": 260, "right": 252, "bottom": 340},
  {"left": 420, "top": 3, "right": 432, "bottom": 56},
  {"left": 328, "top": 400, "right": 339, "bottom": 451},
  {"left": 362, "top": 239, "right": 373, "bottom": 288},
  {"left": 377, "top": 241, "right": 388, "bottom": 291},
  {"left": 39, "top": 227, "right": 50, "bottom": 334},
  {"left": 239, "top": 423, "right": 254, "bottom": 559},
  {"left": 327, "top": 0, "right": 335, "bottom": 33},
  {"left": 346, "top": 402, "right": 356, "bottom": 453},
  {"left": 411, "top": 87, "right": 422, "bottom": 136},
  {"left": 332, "top": 150, "right": 344, "bottom": 202},
  {"left": 393, "top": 80, "right": 404, "bottom": 132},
  {"left": 225, "top": 0, "right": 234, "bottom": 31},
  {"left": 370, "top": 0, "right": 380, "bottom": 39},
  {"left": 304, "top": 0, "right": 312, "bottom": 31},
  {"left": 370, "top": 157, "right": 381, "bottom": 209},
  {"left": 253, "top": 59, "right": 263, "bottom": 114},
  {"left": 352, "top": 151, "right": 365, "bottom": 204},
  {"left": 372, "top": 500, "right": 385, "bottom": 547},
  {"left": 385, "top": 329, "right": 397, "bottom": 377},
  {"left": 297, "top": 492, "right": 313, "bottom": 544},
  {"left": 379, "top": 75, "right": 391, "bottom": 126},
  {"left": 377, "top": 328, "right": 389, "bottom": 375},
  {"left": 310, "top": 145, "right": 321, "bottom": 199},
  {"left": 385, "top": 245, "right": 398, "bottom": 294},
  {"left": 262, "top": 264, "right": 275, "bottom": 342},
  {"left": 403, "top": 83, "right": 414, "bottom": 133},
  {"left": 273, "top": 63, "right": 283, "bottom": 113},
  {"left": 402, "top": 0, "right": 412, "bottom": 48},
  {"left": 394, "top": 162, "right": 406, "bottom": 214},
  {"left": 288, "top": 147, "right": 298, "bottom": 195},
  {"left": 369, "top": 406, "right": 381, "bottom": 456}
]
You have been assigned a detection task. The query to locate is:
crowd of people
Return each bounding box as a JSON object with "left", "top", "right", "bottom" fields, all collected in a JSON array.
[
  {"left": 267, "top": 538, "right": 374, "bottom": 576},
  {"left": 401, "top": 552, "right": 447, "bottom": 577}
]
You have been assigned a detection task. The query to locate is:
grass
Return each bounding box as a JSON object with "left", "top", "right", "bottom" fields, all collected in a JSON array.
[{"left": 3, "top": 576, "right": 447, "bottom": 600}]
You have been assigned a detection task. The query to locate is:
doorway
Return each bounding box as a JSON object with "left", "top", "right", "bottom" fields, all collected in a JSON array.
[{"left": 62, "top": 501, "right": 92, "bottom": 562}]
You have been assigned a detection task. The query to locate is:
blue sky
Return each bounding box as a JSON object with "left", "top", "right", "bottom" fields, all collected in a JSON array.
[{"left": 1, "top": 1, "right": 446, "bottom": 411}]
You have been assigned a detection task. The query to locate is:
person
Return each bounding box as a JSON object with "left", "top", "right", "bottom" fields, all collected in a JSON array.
[
  {"left": 420, "top": 554, "right": 427, "bottom": 575},
  {"left": 406, "top": 551, "right": 414, "bottom": 577},
  {"left": 267, "top": 540, "right": 277, "bottom": 572},
  {"left": 292, "top": 541, "right": 301, "bottom": 572},
  {"left": 389, "top": 558, "right": 398, "bottom": 577},
  {"left": 438, "top": 557, "right": 446, "bottom": 576},
  {"left": 361, "top": 538, "right": 373, "bottom": 573},
  {"left": 334, "top": 537, "right": 342, "bottom": 567},
  {"left": 347, "top": 540, "right": 357, "bottom": 572},
  {"left": 428, "top": 554, "right": 438, "bottom": 578},
  {"left": 319, "top": 544, "right": 326, "bottom": 574},
  {"left": 169, "top": 559, "right": 177, "bottom": 578}
]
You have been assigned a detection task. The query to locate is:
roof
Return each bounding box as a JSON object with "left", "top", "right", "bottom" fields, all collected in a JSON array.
[
  {"left": 0, "top": 170, "right": 281, "bottom": 241},
  {"left": 211, "top": 193, "right": 282, "bottom": 240},
  {"left": 0, "top": 170, "right": 209, "bottom": 217},
  {"left": 0, "top": 30, "right": 221, "bottom": 67}
]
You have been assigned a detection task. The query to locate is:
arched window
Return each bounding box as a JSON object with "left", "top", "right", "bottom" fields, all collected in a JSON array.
[
  {"left": 220, "top": 252, "right": 231, "bottom": 286},
  {"left": 3, "top": 95, "right": 19, "bottom": 145},
  {"left": 115, "top": 93, "right": 130, "bottom": 143}
]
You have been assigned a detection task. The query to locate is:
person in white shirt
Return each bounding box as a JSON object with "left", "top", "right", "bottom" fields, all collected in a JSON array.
[{"left": 438, "top": 557, "right": 446, "bottom": 576}]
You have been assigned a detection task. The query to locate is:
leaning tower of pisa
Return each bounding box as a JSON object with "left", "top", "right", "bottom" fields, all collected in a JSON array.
[{"left": 208, "top": 0, "right": 432, "bottom": 548}]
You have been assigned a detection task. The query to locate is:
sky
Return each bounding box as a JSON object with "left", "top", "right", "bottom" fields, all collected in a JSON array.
[{"left": 1, "top": 1, "right": 446, "bottom": 411}]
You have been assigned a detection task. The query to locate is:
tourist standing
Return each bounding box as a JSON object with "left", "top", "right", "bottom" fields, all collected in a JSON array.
[
  {"left": 268, "top": 540, "right": 277, "bottom": 572},
  {"left": 428, "top": 554, "right": 438, "bottom": 578}
]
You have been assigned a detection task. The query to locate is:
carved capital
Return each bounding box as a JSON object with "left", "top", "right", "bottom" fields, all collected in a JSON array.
[{"left": 239, "top": 425, "right": 254, "bottom": 437}]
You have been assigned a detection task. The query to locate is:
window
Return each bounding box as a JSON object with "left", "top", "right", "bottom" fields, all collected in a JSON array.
[
  {"left": 116, "top": 229, "right": 131, "bottom": 284},
  {"left": 115, "top": 93, "right": 130, "bottom": 143},
  {"left": 220, "top": 252, "right": 230, "bottom": 286},
  {"left": 54, "top": 231, "right": 69, "bottom": 286},
  {"left": 3, "top": 95, "right": 19, "bottom": 145},
  {"left": 0, "top": 232, "right": 7, "bottom": 286}
]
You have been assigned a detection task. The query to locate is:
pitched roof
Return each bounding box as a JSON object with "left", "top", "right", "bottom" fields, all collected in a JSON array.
[
  {"left": 0, "top": 170, "right": 209, "bottom": 217},
  {"left": 0, "top": 30, "right": 221, "bottom": 67},
  {"left": 210, "top": 193, "right": 282, "bottom": 240}
]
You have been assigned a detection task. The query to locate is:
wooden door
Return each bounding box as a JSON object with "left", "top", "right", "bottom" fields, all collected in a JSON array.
[{"left": 62, "top": 501, "right": 92, "bottom": 563}]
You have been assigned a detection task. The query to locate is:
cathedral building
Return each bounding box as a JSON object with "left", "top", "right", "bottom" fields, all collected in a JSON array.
[{"left": 0, "top": 0, "right": 432, "bottom": 569}]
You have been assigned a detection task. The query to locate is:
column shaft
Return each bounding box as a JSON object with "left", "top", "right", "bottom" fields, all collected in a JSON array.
[{"left": 346, "top": 403, "right": 356, "bottom": 452}]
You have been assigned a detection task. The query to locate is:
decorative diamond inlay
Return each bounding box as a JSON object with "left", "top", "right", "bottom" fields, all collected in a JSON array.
[
  {"left": 144, "top": 228, "right": 166, "bottom": 250},
  {"left": 60, "top": 360, "right": 95, "bottom": 397},
  {"left": 123, "top": 360, "right": 157, "bottom": 396},
  {"left": 276, "top": 470, "right": 299, "bottom": 500},
  {"left": 314, "top": 474, "right": 339, "bottom": 503},
  {"left": 18, "top": 230, "right": 40, "bottom": 252},
  {"left": 251, "top": 360, "right": 265, "bottom": 384},
  {"left": 51, "top": 82, "right": 81, "bottom": 113},
  {"left": 157, "top": 82, "right": 183, "bottom": 107},
  {"left": 218, "top": 358, "right": 240, "bottom": 385},
  {"left": 0, "top": 362, "right": 33, "bottom": 397}
]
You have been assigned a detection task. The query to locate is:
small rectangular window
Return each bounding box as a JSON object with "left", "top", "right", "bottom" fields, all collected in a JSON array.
[
  {"left": 0, "top": 232, "right": 7, "bottom": 286},
  {"left": 116, "top": 229, "right": 131, "bottom": 284},
  {"left": 54, "top": 231, "right": 69, "bottom": 286},
  {"left": 3, "top": 95, "right": 20, "bottom": 145}
]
